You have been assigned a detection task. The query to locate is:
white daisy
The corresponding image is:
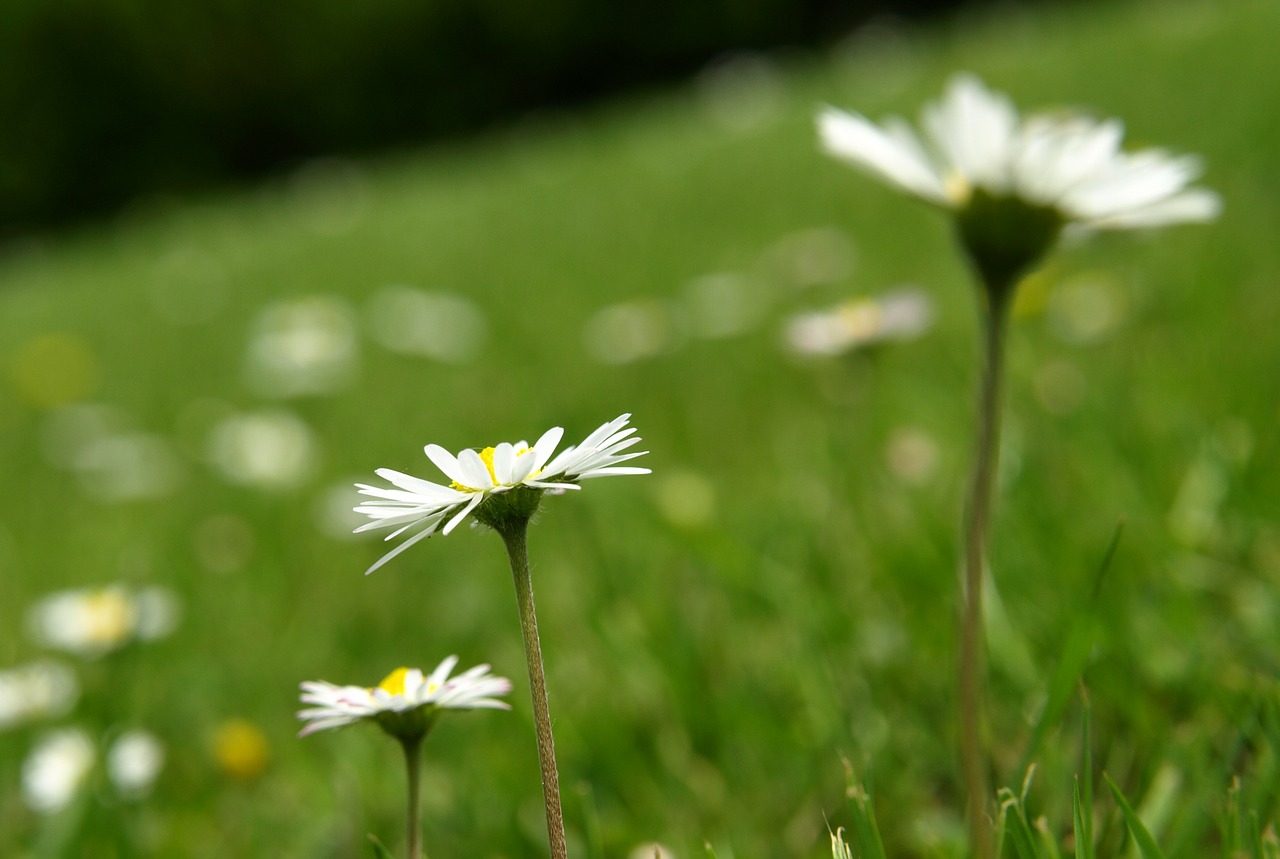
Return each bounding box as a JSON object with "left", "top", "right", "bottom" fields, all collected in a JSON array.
[
  {"left": 0, "top": 661, "right": 79, "bottom": 730},
  {"left": 107, "top": 729, "right": 165, "bottom": 798},
  {"left": 817, "top": 73, "right": 1221, "bottom": 231},
  {"left": 783, "top": 288, "right": 933, "bottom": 357},
  {"left": 22, "top": 728, "right": 96, "bottom": 814},
  {"left": 298, "top": 656, "right": 512, "bottom": 741},
  {"left": 354, "top": 413, "right": 650, "bottom": 573},
  {"left": 26, "top": 584, "right": 180, "bottom": 658}
]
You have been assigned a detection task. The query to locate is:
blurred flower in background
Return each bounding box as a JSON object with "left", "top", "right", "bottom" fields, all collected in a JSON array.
[
  {"left": 366, "top": 286, "right": 488, "bottom": 364},
  {"left": 212, "top": 718, "right": 271, "bottom": 782},
  {"left": 0, "top": 661, "right": 79, "bottom": 730},
  {"left": 244, "top": 295, "right": 359, "bottom": 398},
  {"left": 818, "top": 73, "right": 1221, "bottom": 231},
  {"left": 107, "top": 729, "right": 165, "bottom": 799},
  {"left": 583, "top": 299, "right": 682, "bottom": 365},
  {"left": 629, "top": 842, "right": 678, "bottom": 859},
  {"left": 26, "top": 584, "right": 180, "bottom": 658},
  {"left": 22, "top": 728, "right": 96, "bottom": 814},
  {"left": 207, "top": 409, "right": 318, "bottom": 490},
  {"left": 40, "top": 403, "right": 184, "bottom": 503},
  {"left": 298, "top": 656, "right": 512, "bottom": 740},
  {"left": 783, "top": 288, "right": 933, "bottom": 356},
  {"left": 8, "top": 333, "right": 99, "bottom": 411}
]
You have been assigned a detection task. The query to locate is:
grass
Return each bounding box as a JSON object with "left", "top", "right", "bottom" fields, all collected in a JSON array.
[{"left": 2, "top": 0, "right": 1280, "bottom": 855}]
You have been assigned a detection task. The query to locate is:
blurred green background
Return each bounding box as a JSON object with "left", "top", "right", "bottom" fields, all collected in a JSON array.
[
  {"left": 2, "top": 0, "right": 1279, "bottom": 856},
  {"left": 0, "top": 0, "right": 1072, "bottom": 236}
]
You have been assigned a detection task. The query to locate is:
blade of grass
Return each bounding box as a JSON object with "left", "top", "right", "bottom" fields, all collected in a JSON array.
[
  {"left": 997, "top": 787, "right": 1047, "bottom": 859},
  {"left": 1226, "top": 777, "right": 1243, "bottom": 856},
  {"left": 1018, "top": 525, "right": 1122, "bottom": 775},
  {"left": 1105, "top": 774, "right": 1170, "bottom": 859},
  {"left": 1074, "top": 780, "right": 1092, "bottom": 859},
  {"left": 368, "top": 834, "right": 396, "bottom": 859},
  {"left": 840, "top": 755, "right": 888, "bottom": 859},
  {"left": 1079, "top": 688, "right": 1095, "bottom": 859},
  {"left": 1036, "top": 815, "right": 1064, "bottom": 859}
]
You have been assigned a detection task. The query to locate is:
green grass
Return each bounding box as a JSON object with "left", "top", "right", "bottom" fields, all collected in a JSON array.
[{"left": 2, "top": 0, "right": 1280, "bottom": 855}]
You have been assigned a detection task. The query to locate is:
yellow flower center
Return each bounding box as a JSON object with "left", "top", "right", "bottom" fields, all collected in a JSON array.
[
  {"left": 376, "top": 667, "right": 441, "bottom": 698},
  {"left": 377, "top": 667, "right": 410, "bottom": 696},
  {"left": 84, "top": 591, "right": 134, "bottom": 646},
  {"left": 945, "top": 172, "right": 973, "bottom": 207}
]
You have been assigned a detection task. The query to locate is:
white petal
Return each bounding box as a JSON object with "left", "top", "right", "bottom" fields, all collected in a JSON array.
[
  {"left": 456, "top": 448, "right": 495, "bottom": 491},
  {"left": 441, "top": 493, "right": 484, "bottom": 536},
  {"left": 490, "top": 443, "right": 516, "bottom": 485},
  {"left": 532, "top": 426, "right": 564, "bottom": 469},
  {"left": 1063, "top": 151, "right": 1202, "bottom": 219},
  {"left": 509, "top": 449, "right": 540, "bottom": 484},
  {"left": 424, "top": 656, "right": 458, "bottom": 694},
  {"left": 923, "top": 74, "right": 1019, "bottom": 193},
  {"left": 575, "top": 466, "right": 653, "bottom": 479},
  {"left": 818, "top": 107, "right": 949, "bottom": 205},
  {"left": 424, "top": 444, "right": 471, "bottom": 487},
  {"left": 369, "top": 469, "right": 464, "bottom": 502},
  {"left": 364, "top": 523, "right": 438, "bottom": 575},
  {"left": 1077, "top": 187, "right": 1222, "bottom": 230}
]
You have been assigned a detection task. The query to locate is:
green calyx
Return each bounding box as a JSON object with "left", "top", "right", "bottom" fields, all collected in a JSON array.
[
  {"left": 375, "top": 705, "right": 438, "bottom": 743},
  {"left": 472, "top": 485, "right": 547, "bottom": 534},
  {"left": 955, "top": 189, "right": 1064, "bottom": 306}
]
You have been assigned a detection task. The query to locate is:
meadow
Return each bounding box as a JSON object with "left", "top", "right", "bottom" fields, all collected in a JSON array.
[{"left": 2, "top": 0, "right": 1279, "bottom": 855}]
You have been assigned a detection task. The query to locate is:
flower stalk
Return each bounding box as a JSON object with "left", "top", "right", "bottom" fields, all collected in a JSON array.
[
  {"left": 497, "top": 517, "right": 568, "bottom": 859},
  {"left": 400, "top": 734, "right": 424, "bottom": 859},
  {"left": 958, "top": 269, "right": 1014, "bottom": 859}
]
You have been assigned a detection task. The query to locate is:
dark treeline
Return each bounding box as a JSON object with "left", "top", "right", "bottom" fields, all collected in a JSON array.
[{"left": 0, "top": 0, "right": 1065, "bottom": 236}]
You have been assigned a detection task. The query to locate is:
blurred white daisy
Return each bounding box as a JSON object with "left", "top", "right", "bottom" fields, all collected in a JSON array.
[
  {"left": 244, "top": 295, "right": 359, "bottom": 398},
  {"left": 818, "top": 73, "right": 1220, "bottom": 231},
  {"left": 0, "top": 661, "right": 79, "bottom": 730},
  {"left": 22, "top": 728, "right": 96, "bottom": 814},
  {"left": 354, "top": 413, "right": 650, "bottom": 573},
  {"left": 27, "top": 584, "right": 180, "bottom": 658},
  {"left": 298, "top": 656, "right": 511, "bottom": 741},
  {"left": 783, "top": 288, "right": 933, "bottom": 356},
  {"left": 107, "top": 729, "right": 165, "bottom": 798},
  {"left": 207, "top": 409, "right": 318, "bottom": 490}
]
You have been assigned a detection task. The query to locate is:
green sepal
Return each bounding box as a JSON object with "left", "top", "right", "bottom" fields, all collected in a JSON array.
[{"left": 956, "top": 189, "right": 1064, "bottom": 306}]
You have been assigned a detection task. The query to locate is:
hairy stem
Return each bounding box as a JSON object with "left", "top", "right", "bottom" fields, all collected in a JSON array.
[
  {"left": 959, "top": 290, "right": 1010, "bottom": 859},
  {"left": 500, "top": 520, "right": 568, "bottom": 859}
]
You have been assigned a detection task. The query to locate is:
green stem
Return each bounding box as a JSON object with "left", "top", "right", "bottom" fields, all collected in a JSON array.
[
  {"left": 499, "top": 519, "right": 569, "bottom": 859},
  {"left": 402, "top": 734, "right": 424, "bottom": 859},
  {"left": 959, "top": 290, "right": 1010, "bottom": 859}
]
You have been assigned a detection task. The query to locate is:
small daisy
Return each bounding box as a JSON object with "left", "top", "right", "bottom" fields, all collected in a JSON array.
[
  {"left": 107, "top": 729, "right": 165, "bottom": 798},
  {"left": 354, "top": 413, "right": 650, "bottom": 573},
  {"left": 298, "top": 655, "right": 512, "bottom": 741},
  {"left": 818, "top": 73, "right": 1220, "bottom": 230},
  {"left": 22, "top": 728, "right": 96, "bottom": 814},
  {"left": 26, "top": 584, "right": 180, "bottom": 658},
  {"left": 783, "top": 288, "right": 933, "bottom": 357},
  {"left": 0, "top": 661, "right": 79, "bottom": 730}
]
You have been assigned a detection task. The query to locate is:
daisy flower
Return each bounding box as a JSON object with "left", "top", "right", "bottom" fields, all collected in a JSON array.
[
  {"left": 818, "top": 73, "right": 1219, "bottom": 230},
  {"left": 26, "top": 584, "right": 180, "bottom": 658},
  {"left": 354, "top": 413, "right": 650, "bottom": 573},
  {"left": 298, "top": 655, "right": 512, "bottom": 741},
  {"left": 818, "top": 74, "right": 1220, "bottom": 292},
  {"left": 22, "top": 728, "right": 96, "bottom": 814}
]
